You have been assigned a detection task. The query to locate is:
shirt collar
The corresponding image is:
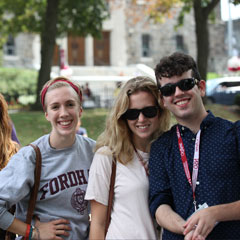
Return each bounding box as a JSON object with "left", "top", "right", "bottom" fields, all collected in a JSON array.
[
  {"left": 200, "top": 110, "right": 215, "bottom": 129},
  {"left": 174, "top": 110, "right": 216, "bottom": 134}
]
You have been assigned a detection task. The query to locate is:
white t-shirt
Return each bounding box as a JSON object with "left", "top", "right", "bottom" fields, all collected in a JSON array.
[{"left": 85, "top": 146, "right": 157, "bottom": 240}]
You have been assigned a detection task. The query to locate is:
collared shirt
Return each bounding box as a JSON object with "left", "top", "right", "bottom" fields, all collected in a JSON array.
[{"left": 149, "top": 111, "right": 240, "bottom": 239}]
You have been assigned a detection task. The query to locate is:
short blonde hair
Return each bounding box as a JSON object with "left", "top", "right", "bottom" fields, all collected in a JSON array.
[{"left": 96, "top": 76, "right": 170, "bottom": 164}]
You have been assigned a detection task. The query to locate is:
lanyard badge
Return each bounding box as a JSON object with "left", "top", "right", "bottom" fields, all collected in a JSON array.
[{"left": 176, "top": 126, "right": 201, "bottom": 211}]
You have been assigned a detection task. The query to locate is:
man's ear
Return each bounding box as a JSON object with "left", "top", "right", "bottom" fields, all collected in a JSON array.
[{"left": 198, "top": 80, "right": 206, "bottom": 97}]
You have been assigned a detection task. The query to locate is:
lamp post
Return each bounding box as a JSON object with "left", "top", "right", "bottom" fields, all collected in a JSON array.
[{"left": 227, "top": 0, "right": 233, "bottom": 57}]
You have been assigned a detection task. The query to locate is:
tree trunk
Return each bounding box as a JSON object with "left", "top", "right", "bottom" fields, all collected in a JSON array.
[
  {"left": 32, "top": 0, "right": 59, "bottom": 110},
  {"left": 193, "top": 1, "right": 209, "bottom": 81},
  {"left": 193, "top": 0, "right": 220, "bottom": 81}
]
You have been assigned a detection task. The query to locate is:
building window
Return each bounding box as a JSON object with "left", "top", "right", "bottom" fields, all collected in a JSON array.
[
  {"left": 142, "top": 34, "right": 151, "bottom": 57},
  {"left": 176, "top": 34, "right": 184, "bottom": 52},
  {"left": 4, "top": 35, "right": 16, "bottom": 56}
]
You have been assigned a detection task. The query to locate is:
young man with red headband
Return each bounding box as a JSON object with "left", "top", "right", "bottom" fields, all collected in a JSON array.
[
  {"left": 149, "top": 52, "right": 240, "bottom": 239},
  {"left": 0, "top": 77, "right": 95, "bottom": 239}
]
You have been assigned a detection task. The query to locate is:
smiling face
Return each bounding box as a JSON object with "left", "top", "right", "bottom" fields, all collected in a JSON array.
[
  {"left": 45, "top": 86, "right": 82, "bottom": 147},
  {"left": 159, "top": 70, "right": 206, "bottom": 125},
  {"left": 126, "top": 90, "right": 159, "bottom": 150}
]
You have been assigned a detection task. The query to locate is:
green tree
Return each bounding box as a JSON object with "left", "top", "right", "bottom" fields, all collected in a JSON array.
[
  {"left": 0, "top": 0, "right": 108, "bottom": 109},
  {"left": 179, "top": 0, "right": 220, "bottom": 81},
  {"left": 232, "top": 0, "right": 240, "bottom": 4},
  {"left": 178, "top": 0, "right": 239, "bottom": 80}
]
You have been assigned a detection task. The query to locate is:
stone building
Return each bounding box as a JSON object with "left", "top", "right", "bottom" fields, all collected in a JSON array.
[{"left": 2, "top": 1, "right": 239, "bottom": 76}]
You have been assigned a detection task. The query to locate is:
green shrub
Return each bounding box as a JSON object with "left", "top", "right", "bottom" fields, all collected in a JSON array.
[
  {"left": 0, "top": 67, "right": 37, "bottom": 102},
  {"left": 18, "top": 95, "right": 36, "bottom": 105}
]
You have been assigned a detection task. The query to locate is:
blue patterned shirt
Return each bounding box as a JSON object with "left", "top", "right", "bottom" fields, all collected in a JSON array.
[{"left": 149, "top": 111, "right": 240, "bottom": 239}]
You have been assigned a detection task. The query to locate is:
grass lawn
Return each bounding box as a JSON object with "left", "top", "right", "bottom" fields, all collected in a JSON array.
[
  {"left": 10, "top": 108, "right": 110, "bottom": 146},
  {"left": 10, "top": 104, "right": 240, "bottom": 146},
  {"left": 205, "top": 104, "right": 240, "bottom": 122}
]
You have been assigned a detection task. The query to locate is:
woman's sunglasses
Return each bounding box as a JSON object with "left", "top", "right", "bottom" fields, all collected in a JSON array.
[
  {"left": 122, "top": 106, "right": 159, "bottom": 120},
  {"left": 159, "top": 78, "right": 199, "bottom": 97}
]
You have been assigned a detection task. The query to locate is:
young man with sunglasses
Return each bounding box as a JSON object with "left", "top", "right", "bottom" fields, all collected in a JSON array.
[{"left": 149, "top": 52, "right": 240, "bottom": 240}]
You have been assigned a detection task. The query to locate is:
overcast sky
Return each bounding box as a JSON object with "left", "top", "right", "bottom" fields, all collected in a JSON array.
[{"left": 221, "top": 0, "right": 240, "bottom": 21}]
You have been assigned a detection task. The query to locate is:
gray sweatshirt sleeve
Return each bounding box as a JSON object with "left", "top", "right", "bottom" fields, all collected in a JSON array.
[{"left": 0, "top": 146, "right": 36, "bottom": 230}]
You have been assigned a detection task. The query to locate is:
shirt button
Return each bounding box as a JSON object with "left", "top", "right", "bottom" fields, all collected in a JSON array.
[
  {"left": 182, "top": 127, "right": 185, "bottom": 131},
  {"left": 192, "top": 138, "right": 195, "bottom": 141}
]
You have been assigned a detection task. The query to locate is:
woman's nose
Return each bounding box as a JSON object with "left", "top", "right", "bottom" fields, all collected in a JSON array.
[
  {"left": 59, "top": 106, "right": 68, "bottom": 116},
  {"left": 137, "top": 112, "right": 146, "bottom": 121}
]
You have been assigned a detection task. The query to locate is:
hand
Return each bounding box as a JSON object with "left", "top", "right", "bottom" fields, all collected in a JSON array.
[
  {"left": 184, "top": 229, "right": 205, "bottom": 240},
  {"left": 35, "top": 218, "right": 71, "bottom": 240},
  {"left": 183, "top": 207, "right": 216, "bottom": 239},
  {"left": 184, "top": 229, "right": 194, "bottom": 240}
]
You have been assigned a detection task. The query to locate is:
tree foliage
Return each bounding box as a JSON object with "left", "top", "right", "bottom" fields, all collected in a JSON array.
[
  {"left": 112, "top": 0, "right": 181, "bottom": 26},
  {"left": 143, "top": 0, "right": 182, "bottom": 22},
  {"left": 0, "top": 0, "right": 108, "bottom": 109},
  {"left": 232, "top": 0, "right": 240, "bottom": 4},
  {"left": 0, "top": 0, "right": 108, "bottom": 40}
]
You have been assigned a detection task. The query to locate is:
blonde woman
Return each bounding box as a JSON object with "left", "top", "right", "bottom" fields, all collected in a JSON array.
[
  {"left": 0, "top": 77, "right": 95, "bottom": 239},
  {"left": 85, "top": 76, "right": 170, "bottom": 239}
]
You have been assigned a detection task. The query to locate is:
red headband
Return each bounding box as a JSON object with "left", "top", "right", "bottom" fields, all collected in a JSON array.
[{"left": 41, "top": 79, "right": 82, "bottom": 109}]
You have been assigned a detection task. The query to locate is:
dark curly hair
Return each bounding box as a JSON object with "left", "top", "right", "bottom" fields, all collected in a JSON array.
[{"left": 155, "top": 52, "right": 201, "bottom": 88}]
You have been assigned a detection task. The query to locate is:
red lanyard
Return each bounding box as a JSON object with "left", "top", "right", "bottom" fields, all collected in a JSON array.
[
  {"left": 176, "top": 126, "right": 201, "bottom": 211},
  {"left": 132, "top": 144, "right": 149, "bottom": 176}
]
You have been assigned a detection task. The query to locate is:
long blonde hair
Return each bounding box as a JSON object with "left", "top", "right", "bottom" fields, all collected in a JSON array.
[
  {"left": 0, "top": 94, "right": 19, "bottom": 170},
  {"left": 96, "top": 76, "right": 170, "bottom": 164}
]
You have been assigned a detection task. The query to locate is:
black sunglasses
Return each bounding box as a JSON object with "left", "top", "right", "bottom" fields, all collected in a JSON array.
[
  {"left": 122, "top": 106, "right": 159, "bottom": 120},
  {"left": 159, "top": 78, "right": 198, "bottom": 97}
]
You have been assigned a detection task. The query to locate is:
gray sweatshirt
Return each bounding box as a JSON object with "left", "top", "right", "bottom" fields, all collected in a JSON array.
[{"left": 0, "top": 134, "right": 95, "bottom": 240}]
